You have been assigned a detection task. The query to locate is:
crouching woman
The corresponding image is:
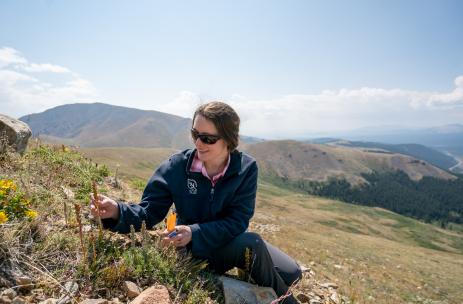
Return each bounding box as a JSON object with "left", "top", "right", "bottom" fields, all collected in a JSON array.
[{"left": 90, "top": 101, "right": 302, "bottom": 303}]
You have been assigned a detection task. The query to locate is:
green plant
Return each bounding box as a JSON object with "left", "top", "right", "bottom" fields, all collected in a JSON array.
[{"left": 0, "top": 179, "right": 37, "bottom": 223}]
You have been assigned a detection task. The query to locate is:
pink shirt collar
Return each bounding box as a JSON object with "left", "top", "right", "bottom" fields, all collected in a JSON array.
[{"left": 190, "top": 151, "right": 230, "bottom": 186}]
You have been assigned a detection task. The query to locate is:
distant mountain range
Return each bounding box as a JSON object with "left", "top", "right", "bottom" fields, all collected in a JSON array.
[
  {"left": 306, "top": 139, "right": 459, "bottom": 172},
  {"left": 241, "top": 140, "right": 455, "bottom": 185},
  {"left": 331, "top": 124, "right": 463, "bottom": 157},
  {"left": 17, "top": 102, "right": 459, "bottom": 183}
]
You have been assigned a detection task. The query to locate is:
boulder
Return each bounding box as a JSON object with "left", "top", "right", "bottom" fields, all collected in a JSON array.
[
  {"left": 129, "top": 285, "right": 171, "bottom": 304},
  {"left": 0, "top": 114, "right": 31, "bottom": 155},
  {"left": 219, "top": 276, "right": 277, "bottom": 304}
]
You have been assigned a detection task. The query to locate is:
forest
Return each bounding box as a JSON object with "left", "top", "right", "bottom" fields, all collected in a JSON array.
[{"left": 281, "top": 171, "right": 463, "bottom": 226}]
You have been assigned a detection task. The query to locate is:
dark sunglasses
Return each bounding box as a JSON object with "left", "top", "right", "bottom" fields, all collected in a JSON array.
[{"left": 191, "top": 128, "right": 222, "bottom": 145}]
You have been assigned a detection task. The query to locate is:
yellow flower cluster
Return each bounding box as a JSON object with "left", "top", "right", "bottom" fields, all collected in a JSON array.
[
  {"left": 0, "top": 179, "right": 37, "bottom": 224},
  {"left": 0, "top": 179, "right": 17, "bottom": 191},
  {"left": 0, "top": 211, "right": 8, "bottom": 224}
]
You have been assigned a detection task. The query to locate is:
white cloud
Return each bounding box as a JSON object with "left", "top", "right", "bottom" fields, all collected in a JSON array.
[
  {"left": 156, "top": 91, "right": 202, "bottom": 118},
  {"left": 155, "top": 76, "right": 463, "bottom": 138},
  {"left": 22, "top": 63, "right": 71, "bottom": 73},
  {"left": 0, "top": 47, "right": 98, "bottom": 118},
  {"left": 0, "top": 47, "right": 27, "bottom": 68}
]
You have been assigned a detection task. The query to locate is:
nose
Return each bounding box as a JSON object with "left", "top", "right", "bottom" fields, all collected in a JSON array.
[{"left": 194, "top": 137, "right": 203, "bottom": 147}]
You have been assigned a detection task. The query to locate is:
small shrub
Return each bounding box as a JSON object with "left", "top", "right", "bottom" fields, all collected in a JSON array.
[{"left": 0, "top": 179, "right": 37, "bottom": 222}]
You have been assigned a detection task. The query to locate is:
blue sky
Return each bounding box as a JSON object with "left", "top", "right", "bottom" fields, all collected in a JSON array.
[{"left": 1, "top": 0, "right": 462, "bottom": 138}]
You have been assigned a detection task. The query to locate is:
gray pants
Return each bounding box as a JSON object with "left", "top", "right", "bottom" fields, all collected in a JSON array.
[{"left": 205, "top": 232, "right": 302, "bottom": 303}]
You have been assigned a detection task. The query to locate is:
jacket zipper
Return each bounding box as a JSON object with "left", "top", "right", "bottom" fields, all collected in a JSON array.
[{"left": 209, "top": 187, "right": 215, "bottom": 202}]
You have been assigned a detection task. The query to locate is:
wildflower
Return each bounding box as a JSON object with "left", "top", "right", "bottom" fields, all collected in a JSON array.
[
  {"left": 0, "top": 179, "right": 16, "bottom": 191},
  {"left": 0, "top": 211, "right": 8, "bottom": 224},
  {"left": 25, "top": 209, "right": 38, "bottom": 219}
]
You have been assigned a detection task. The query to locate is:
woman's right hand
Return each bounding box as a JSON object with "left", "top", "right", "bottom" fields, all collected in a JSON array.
[{"left": 90, "top": 194, "right": 119, "bottom": 220}]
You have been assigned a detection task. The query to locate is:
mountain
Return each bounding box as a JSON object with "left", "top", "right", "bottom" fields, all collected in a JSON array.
[
  {"left": 323, "top": 140, "right": 458, "bottom": 171},
  {"left": 19, "top": 103, "right": 193, "bottom": 149},
  {"left": 242, "top": 140, "right": 455, "bottom": 185},
  {"left": 19, "top": 102, "right": 265, "bottom": 149},
  {"left": 334, "top": 124, "right": 463, "bottom": 156}
]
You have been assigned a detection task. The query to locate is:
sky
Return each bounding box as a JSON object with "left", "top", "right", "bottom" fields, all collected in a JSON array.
[{"left": 0, "top": 0, "right": 462, "bottom": 138}]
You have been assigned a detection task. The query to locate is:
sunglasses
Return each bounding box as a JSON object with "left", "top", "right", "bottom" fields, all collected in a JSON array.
[{"left": 191, "top": 128, "right": 222, "bottom": 145}]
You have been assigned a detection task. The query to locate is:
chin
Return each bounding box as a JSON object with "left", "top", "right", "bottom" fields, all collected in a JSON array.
[{"left": 197, "top": 150, "right": 210, "bottom": 161}]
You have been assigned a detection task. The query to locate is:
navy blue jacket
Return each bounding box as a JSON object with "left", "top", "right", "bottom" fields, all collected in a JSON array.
[{"left": 103, "top": 148, "right": 258, "bottom": 258}]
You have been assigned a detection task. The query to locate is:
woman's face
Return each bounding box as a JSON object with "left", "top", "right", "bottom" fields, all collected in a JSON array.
[{"left": 192, "top": 115, "right": 229, "bottom": 163}]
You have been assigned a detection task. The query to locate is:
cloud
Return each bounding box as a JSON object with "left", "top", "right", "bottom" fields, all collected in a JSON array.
[
  {"left": 156, "top": 91, "right": 202, "bottom": 118},
  {"left": 0, "top": 47, "right": 98, "bottom": 118},
  {"left": 22, "top": 63, "right": 71, "bottom": 73},
  {"left": 158, "top": 76, "right": 463, "bottom": 138},
  {"left": 0, "top": 47, "right": 27, "bottom": 68}
]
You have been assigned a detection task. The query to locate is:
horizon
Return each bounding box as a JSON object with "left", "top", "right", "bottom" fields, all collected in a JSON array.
[
  {"left": 1, "top": 1, "right": 462, "bottom": 138},
  {"left": 16, "top": 101, "right": 463, "bottom": 140}
]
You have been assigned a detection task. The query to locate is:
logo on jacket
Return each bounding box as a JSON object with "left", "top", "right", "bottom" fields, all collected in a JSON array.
[{"left": 187, "top": 178, "right": 197, "bottom": 194}]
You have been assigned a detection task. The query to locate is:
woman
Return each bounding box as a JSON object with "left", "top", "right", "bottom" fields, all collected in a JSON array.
[{"left": 90, "top": 101, "right": 302, "bottom": 303}]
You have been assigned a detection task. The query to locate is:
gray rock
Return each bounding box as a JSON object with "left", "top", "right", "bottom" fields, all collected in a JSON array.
[
  {"left": 219, "top": 276, "right": 277, "bottom": 304},
  {"left": 0, "top": 114, "right": 32, "bottom": 155},
  {"left": 64, "top": 281, "right": 79, "bottom": 295},
  {"left": 57, "top": 281, "right": 79, "bottom": 304}
]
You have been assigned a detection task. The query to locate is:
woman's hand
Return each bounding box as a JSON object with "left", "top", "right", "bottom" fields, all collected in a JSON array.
[
  {"left": 89, "top": 194, "right": 119, "bottom": 220},
  {"left": 161, "top": 225, "right": 192, "bottom": 248}
]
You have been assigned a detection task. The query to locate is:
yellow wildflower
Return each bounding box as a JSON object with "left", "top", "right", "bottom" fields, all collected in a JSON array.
[
  {"left": 0, "top": 180, "right": 16, "bottom": 191},
  {"left": 0, "top": 211, "right": 8, "bottom": 224},
  {"left": 25, "top": 209, "right": 38, "bottom": 219}
]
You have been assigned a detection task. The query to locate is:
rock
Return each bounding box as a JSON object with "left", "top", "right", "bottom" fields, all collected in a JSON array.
[
  {"left": 57, "top": 282, "right": 79, "bottom": 304},
  {"left": 0, "top": 114, "right": 32, "bottom": 155},
  {"left": 319, "top": 282, "right": 338, "bottom": 289},
  {"left": 123, "top": 281, "right": 141, "bottom": 299},
  {"left": 219, "top": 276, "right": 277, "bottom": 304},
  {"left": 300, "top": 265, "right": 311, "bottom": 273},
  {"left": 330, "top": 292, "right": 340, "bottom": 304},
  {"left": 296, "top": 293, "right": 311, "bottom": 303},
  {"left": 15, "top": 276, "right": 32, "bottom": 291},
  {"left": 130, "top": 285, "right": 171, "bottom": 304},
  {"left": 11, "top": 297, "right": 26, "bottom": 304},
  {"left": 1, "top": 289, "right": 16, "bottom": 300},
  {"left": 333, "top": 264, "right": 342, "bottom": 269},
  {"left": 79, "top": 299, "right": 108, "bottom": 304}
]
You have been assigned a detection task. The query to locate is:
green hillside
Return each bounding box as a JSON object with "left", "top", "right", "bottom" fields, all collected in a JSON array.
[{"left": 82, "top": 145, "right": 463, "bottom": 303}]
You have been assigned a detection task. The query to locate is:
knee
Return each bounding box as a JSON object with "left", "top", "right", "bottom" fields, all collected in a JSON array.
[
  {"left": 244, "top": 232, "right": 265, "bottom": 250},
  {"left": 287, "top": 264, "right": 302, "bottom": 286}
]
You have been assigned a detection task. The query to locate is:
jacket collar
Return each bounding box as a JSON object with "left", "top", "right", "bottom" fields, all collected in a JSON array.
[{"left": 185, "top": 148, "right": 241, "bottom": 177}]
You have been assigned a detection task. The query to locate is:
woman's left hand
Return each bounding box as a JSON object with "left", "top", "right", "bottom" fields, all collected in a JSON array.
[{"left": 161, "top": 225, "right": 192, "bottom": 248}]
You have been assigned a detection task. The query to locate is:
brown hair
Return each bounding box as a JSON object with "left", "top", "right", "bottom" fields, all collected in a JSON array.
[{"left": 192, "top": 101, "right": 240, "bottom": 151}]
